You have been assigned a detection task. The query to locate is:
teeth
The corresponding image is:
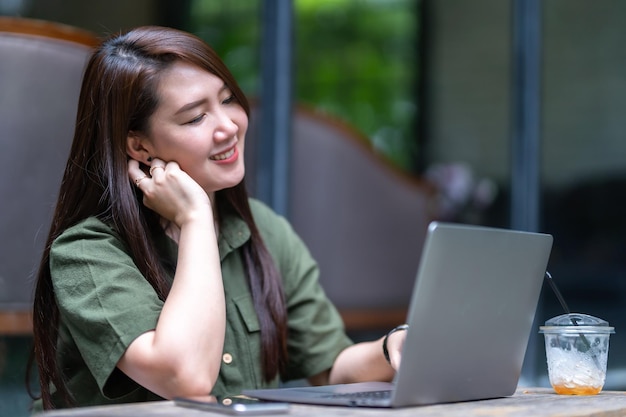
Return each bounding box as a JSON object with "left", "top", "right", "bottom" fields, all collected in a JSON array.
[{"left": 211, "top": 148, "right": 235, "bottom": 161}]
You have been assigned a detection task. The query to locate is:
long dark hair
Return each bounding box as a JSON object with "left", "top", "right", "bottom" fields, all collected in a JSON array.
[{"left": 29, "top": 26, "right": 288, "bottom": 409}]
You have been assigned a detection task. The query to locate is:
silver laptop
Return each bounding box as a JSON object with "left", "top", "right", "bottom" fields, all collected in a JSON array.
[{"left": 243, "top": 221, "right": 553, "bottom": 408}]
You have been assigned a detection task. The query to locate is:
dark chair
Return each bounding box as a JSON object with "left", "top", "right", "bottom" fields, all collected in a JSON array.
[
  {"left": 0, "top": 17, "right": 99, "bottom": 335},
  {"left": 247, "top": 106, "right": 439, "bottom": 333}
]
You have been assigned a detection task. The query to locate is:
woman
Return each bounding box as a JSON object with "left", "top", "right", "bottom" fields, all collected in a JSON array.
[{"left": 29, "top": 26, "right": 406, "bottom": 410}]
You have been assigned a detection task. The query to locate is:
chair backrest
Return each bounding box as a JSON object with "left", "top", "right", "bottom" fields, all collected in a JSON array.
[
  {"left": 0, "top": 18, "right": 99, "bottom": 328},
  {"left": 247, "top": 106, "right": 439, "bottom": 331}
]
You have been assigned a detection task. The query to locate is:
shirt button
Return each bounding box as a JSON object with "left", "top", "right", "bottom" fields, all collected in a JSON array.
[{"left": 222, "top": 353, "right": 233, "bottom": 364}]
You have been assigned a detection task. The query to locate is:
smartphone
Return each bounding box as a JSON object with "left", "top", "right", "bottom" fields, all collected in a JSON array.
[{"left": 174, "top": 395, "right": 290, "bottom": 415}]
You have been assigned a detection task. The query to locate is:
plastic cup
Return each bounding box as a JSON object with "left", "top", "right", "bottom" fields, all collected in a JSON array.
[{"left": 539, "top": 313, "right": 614, "bottom": 395}]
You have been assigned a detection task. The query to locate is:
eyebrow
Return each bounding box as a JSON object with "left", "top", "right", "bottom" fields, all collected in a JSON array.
[
  {"left": 174, "top": 98, "right": 207, "bottom": 116},
  {"left": 173, "top": 84, "right": 230, "bottom": 115}
]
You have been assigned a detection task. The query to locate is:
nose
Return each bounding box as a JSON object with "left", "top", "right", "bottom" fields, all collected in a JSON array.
[{"left": 213, "top": 110, "right": 238, "bottom": 142}]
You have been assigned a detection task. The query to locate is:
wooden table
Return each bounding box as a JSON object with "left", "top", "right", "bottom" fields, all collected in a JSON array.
[{"left": 36, "top": 388, "right": 626, "bottom": 417}]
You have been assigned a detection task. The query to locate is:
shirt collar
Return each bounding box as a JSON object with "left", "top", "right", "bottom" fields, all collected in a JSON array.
[
  {"left": 155, "top": 211, "right": 251, "bottom": 265},
  {"left": 217, "top": 210, "right": 252, "bottom": 261}
]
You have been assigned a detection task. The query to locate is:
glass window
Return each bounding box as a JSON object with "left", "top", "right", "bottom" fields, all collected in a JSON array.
[
  {"left": 294, "top": 0, "right": 420, "bottom": 170},
  {"left": 538, "top": 0, "right": 626, "bottom": 388}
]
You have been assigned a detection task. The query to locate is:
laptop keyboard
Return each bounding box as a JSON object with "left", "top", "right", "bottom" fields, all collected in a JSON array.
[{"left": 322, "top": 389, "right": 392, "bottom": 403}]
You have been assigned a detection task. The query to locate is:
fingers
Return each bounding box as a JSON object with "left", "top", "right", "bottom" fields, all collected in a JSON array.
[
  {"left": 149, "top": 165, "right": 164, "bottom": 176},
  {"left": 149, "top": 158, "right": 167, "bottom": 177},
  {"left": 128, "top": 159, "right": 148, "bottom": 186},
  {"left": 134, "top": 175, "right": 149, "bottom": 186},
  {"left": 128, "top": 158, "right": 172, "bottom": 189},
  {"left": 128, "top": 158, "right": 143, "bottom": 179},
  {"left": 127, "top": 158, "right": 210, "bottom": 226}
]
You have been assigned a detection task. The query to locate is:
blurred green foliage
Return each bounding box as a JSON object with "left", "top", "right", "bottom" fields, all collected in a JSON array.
[
  {"left": 188, "top": 0, "right": 419, "bottom": 170},
  {"left": 188, "top": 1, "right": 261, "bottom": 95}
]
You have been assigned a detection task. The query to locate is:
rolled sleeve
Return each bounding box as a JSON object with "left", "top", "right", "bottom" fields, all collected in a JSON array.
[{"left": 50, "top": 218, "right": 164, "bottom": 395}]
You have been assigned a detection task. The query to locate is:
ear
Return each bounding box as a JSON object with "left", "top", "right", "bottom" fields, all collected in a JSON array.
[{"left": 126, "top": 130, "right": 152, "bottom": 163}]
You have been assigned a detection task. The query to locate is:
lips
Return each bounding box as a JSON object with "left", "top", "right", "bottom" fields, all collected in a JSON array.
[{"left": 210, "top": 147, "right": 236, "bottom": 161}]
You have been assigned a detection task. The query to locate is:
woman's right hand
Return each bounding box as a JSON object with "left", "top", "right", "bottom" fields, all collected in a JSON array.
[
  {"left": 122, "top": 157, "right": 225, "bottom": 399},
  {"left": 128, "top": 158, "right": 212, "bottom": 228}
]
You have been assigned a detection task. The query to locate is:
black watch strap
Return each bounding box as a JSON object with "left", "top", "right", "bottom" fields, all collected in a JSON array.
[{"left": 382, "top": 324, "right": 409, "bottom": 364}]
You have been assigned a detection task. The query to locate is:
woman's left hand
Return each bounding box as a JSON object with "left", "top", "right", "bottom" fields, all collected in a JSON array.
[
  {"left": 325, "top": 326, "right": 407, "bottom": 385},
  {"left": 385, "top": 327, "right": 407, "bottom": 371}
]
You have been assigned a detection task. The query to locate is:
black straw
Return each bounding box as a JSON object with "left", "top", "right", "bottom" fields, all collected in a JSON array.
[
  {"left": 544, "top": 271, "right": 600, "bottom": 367},
  {"left": 545, "top": 271, "right": 571, "bottom": 315}
]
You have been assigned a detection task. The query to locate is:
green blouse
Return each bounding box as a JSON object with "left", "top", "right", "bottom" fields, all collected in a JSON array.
[{"left": 38, "top": 199, "right": 352, "bottom": 409}]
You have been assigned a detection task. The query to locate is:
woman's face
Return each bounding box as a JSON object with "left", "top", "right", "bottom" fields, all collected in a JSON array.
[{"left": 144, "top": 61, "right": 247, "bottom": 194}]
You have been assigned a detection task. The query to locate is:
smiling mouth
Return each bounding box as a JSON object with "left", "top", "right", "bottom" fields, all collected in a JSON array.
[{"left": 210, "top": 147, "right": 235, "bottom": 161}]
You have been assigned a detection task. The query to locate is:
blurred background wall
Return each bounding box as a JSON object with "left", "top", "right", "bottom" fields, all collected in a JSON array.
[{"left": 427, "top": 0, "right": 626, "bottom": 386}]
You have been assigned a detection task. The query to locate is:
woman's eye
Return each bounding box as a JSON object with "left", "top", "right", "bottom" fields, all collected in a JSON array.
[
  {"left": 186, "top": 114, "right": 205, "bottom": 125},
  {"left": 222, "top": 95, "right": 235, "bottom": 105}
]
